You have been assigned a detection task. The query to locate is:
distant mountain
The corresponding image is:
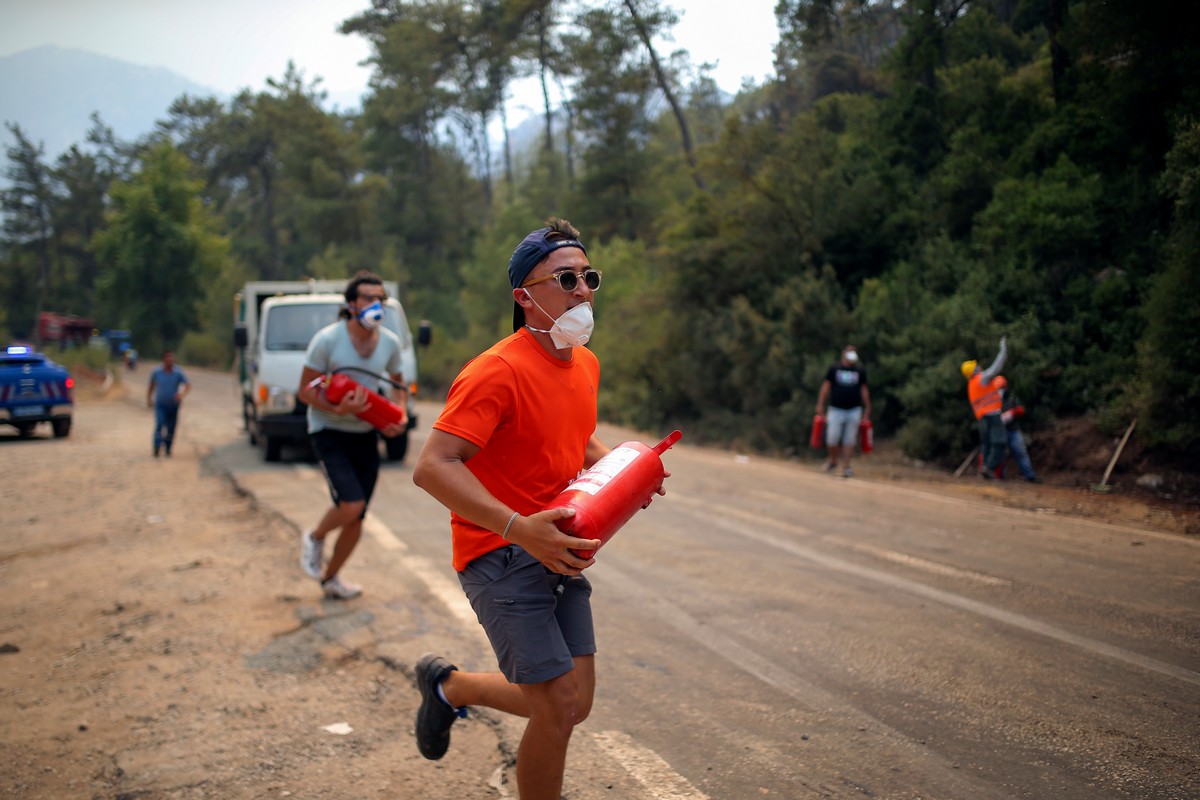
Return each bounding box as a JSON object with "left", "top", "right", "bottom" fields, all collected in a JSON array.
[{"left": 0, "top": 45, "right": 220, "bottom": 167}]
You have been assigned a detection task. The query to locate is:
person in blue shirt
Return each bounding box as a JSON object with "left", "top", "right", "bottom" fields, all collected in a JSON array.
[
  {"left": 995, "top": 378, "right": 1040, "bottom": 483},
  {"left": 147, "top": 351, "right": 190, "bottom": 457}
]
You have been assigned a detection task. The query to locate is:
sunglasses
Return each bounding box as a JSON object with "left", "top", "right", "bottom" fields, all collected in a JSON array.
[{"left": 522, "top": 268, "right": 603, "bottom": 292}]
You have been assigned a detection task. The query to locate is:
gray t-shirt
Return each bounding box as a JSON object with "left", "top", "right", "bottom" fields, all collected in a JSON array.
[{"left": 304, "top": 321, "right": 402, "bottom": 434}]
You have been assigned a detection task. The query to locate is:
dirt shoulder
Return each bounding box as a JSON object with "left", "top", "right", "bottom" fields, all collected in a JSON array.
[
  {"left": 856, "top": 436, "right": 1200, "bottom": 538},
  {"left": 0, "top": 376, "right": 504, "bottom": 799}
]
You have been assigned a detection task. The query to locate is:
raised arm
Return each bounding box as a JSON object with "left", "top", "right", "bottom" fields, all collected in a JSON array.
[{"left": 980, "top": 336, "right": 1008, "bottom": 385}]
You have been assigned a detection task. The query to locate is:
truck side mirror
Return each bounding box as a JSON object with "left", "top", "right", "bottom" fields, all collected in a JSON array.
[
  {"left": 417, "top": 320, "right": 432, "bottom": 347},
  {"left": 234, "top": 324, "right": 248, "bottom": 349}
]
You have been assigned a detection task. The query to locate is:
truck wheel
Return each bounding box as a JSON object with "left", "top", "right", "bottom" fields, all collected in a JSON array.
[
  {"left": 52, "top": 418, "right": 71, "bottom": 438},
  {"left": 385, "top": 430, "right": 409, "bottom": 462},
  {"left": 16, "top": 422, "right": 37, "bottom": 438},
  {"left": 260, "top": 433, "right": 282, "bottom": 462}
]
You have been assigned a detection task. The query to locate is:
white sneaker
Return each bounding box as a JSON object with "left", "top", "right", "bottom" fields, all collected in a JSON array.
[
  {"left": 300, "top": 529, "right": 324, "bottom": 579},
  {"left": 322, "top": 575, "right": 362, "bottom": 600}
]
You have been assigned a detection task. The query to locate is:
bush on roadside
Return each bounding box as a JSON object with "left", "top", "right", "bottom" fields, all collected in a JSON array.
[
  {"left": 178, "top": 331, "right": 232, "bottom": 369},
  {"left": 52, "top": 346, "right": 111, "bottom": 374}
]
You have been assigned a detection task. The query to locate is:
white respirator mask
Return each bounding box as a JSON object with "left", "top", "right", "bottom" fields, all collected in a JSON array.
[{"left": 524, "top": 293, "right": 594, "bottom": 348}]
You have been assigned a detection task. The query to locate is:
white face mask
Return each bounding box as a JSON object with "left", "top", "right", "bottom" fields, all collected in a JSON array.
[
  {"left": 357, "top": 301, "right": 384, "bottom": 330},
  {"left": 524, "top": 293, "right": 594, "bottom": 348}
]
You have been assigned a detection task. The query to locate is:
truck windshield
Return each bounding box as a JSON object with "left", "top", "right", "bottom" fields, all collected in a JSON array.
[{"left": 264, "top": 303, "right": 402, "bottom": 351}]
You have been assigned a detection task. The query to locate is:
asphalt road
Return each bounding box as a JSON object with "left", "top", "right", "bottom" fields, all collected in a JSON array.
[{"left": 192, "top": 366, "right": 1199, "bottom": 800}]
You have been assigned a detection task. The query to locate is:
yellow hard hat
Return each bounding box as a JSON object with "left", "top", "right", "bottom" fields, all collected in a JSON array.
[{"left": 960, "top": 360, "right": 977, "bottom": 379}]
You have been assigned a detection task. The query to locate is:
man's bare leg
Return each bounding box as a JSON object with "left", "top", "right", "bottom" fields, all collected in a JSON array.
[{"left": 440, "top": 655, "right": 596, "bottom": 799}]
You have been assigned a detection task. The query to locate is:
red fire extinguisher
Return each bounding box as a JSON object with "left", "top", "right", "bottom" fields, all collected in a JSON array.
[
  {"left": 543, "top": 430, "right": 682, "bottom": 559},
  {"left": 858, "top": 418, "right": 874, "bottom": 454},
  {"left": 810, "top": 414, "right": 826, "bottom": 449},
  {"left": 309, "top": 371, "right": 407, "bottom": 431}
]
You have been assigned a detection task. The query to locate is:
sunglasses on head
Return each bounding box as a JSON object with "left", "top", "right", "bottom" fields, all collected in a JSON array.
[{"left": 522, "top": 268, "right": 603, "bottom": 292}]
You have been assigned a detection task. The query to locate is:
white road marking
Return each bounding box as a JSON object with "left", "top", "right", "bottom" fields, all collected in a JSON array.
[
  {"left": 592, "top": 730, "right": 710, "bottom": 800},
  {"left": 364, "top": 517, "right": 477, "bottom": 626},
  {"left": 673, "top": 493, "right": 1200, "bottom": 688},
  {"left": 722, "top": 459, "right": 1200, "bottom": 548},
  {"left": 405, "top": 553, "right": 477, "bottom": 626},
  {"left": 364, "top": 515, "right": 407, "bottom": 551},
  {"left": 365, "top": 515, "right": 703, "bottom": 799},
  {"left": 836, "top": 538, "right": 1012, "bottom": 587},
  {"left": 594, "top": 564, "right": 1001, "bottom": 798}
]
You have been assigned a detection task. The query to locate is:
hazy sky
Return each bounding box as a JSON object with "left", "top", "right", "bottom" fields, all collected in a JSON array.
[{"left": 1, "top": 0, "right": 780, "bottom": 115}]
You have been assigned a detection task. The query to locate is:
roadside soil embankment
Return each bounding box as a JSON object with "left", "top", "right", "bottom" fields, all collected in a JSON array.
[{"left": 0, "top": 376, "right": 502, "bottom": 799}]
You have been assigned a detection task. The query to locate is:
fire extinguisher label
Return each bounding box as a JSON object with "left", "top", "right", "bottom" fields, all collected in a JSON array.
[{"left": 565, "top": 446, "right": 640, "bottom": 496}]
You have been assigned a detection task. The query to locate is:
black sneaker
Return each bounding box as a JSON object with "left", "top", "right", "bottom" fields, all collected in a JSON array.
[{"left": 415, "top": 654, "right": 464, "bottom": 760}]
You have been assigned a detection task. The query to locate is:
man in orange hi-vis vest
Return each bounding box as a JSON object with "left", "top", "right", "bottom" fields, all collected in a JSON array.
[{"left": 961, "top": 336, "right": 1008, "bottom": 479}]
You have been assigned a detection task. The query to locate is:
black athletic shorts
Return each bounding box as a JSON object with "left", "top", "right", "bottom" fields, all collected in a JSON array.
[{"left": 310, "top": 428, "right": 380, "bottom": 515}]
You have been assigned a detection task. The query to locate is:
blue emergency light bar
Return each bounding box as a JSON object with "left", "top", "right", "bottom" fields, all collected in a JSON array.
[{"left": 6, "top": 345, "right": 31, "bottom": 355}]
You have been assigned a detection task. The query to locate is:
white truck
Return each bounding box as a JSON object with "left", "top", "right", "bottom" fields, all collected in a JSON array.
[{"left": 233, "top": 280, "right": 427, "bottom": 462}]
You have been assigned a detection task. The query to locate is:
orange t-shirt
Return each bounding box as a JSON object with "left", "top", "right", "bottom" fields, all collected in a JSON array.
[{"left": 433, "top": 328, "right": 601, "bottom": 571}]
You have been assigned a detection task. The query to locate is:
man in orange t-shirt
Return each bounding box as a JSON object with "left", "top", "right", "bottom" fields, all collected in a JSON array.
[{"left": 412, "top": 218, "right": 665, "bottom": 800}]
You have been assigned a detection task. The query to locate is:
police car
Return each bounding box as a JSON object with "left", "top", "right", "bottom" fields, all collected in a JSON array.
[{"left": 0, "top": 345, "right": 74, "bottom": 438}]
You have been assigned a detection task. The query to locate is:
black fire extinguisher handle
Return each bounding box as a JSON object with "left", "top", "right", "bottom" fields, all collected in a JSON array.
[{"left": 331, "top": 365, "right": 405, "bottom": 390}]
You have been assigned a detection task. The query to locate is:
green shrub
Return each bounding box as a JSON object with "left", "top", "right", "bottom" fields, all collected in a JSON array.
[
  {"left": 51, "top": 345, "right": 111, "bottom": 374},
  {"left": 179, "top": 331, "right": 232, "bottom": 369}
]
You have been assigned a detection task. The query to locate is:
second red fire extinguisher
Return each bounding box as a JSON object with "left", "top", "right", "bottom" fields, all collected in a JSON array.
[
  {"left": 858, "top": 418, "right": 874, "bottom": 454},
  {"left": 308, "top": 371, "right": 408, "bottom": 431},
  {"left": 543, "top": 430, "right": 682, "bottom": 559},
  {"left": 810, "top": 414, "right": 826, "bottom": 449}
]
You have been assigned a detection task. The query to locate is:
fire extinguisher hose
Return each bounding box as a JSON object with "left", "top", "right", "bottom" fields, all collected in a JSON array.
[{"left": 329, "top": 365, "right": 406, "bottom": 390}]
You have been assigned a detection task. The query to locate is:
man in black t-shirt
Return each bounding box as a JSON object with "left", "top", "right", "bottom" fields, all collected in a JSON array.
[{"left": 815, "top": 345, "right": 871, "bottom": 478}]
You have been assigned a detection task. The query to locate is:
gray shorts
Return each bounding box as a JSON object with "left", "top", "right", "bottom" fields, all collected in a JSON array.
[
  {"left": 458, "top": 546, "right": 595, "bottom": 685},
  {"left": 826, "top": 406, "right": 863, "bottom": 447}
]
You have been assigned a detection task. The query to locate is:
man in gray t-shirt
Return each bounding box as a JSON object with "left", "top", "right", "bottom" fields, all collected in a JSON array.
[{"left": 294, "top": 272, "right": 407, "bottom": 600}]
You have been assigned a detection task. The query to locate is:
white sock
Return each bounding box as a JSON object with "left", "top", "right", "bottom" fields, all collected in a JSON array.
[
  {"left": 436, "top": 679, "right": 467, "bottom": 717},
  {"left": 436, "top": 681, "right": 454, "bottom": 709}
]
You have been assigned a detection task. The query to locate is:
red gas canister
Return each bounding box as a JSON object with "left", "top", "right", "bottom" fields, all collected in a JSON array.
[
  {"left": 545, "top": 430, "right": 682, "bottom": 559},
  {"left": 858, "top": 418, "right": 874, "bottom": 454},
  {"left": 311, "top": 373, "right": 407, "bottom": 430},
  {"left": 810, "top": 414, "right": 826, "bottom": 449}
]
